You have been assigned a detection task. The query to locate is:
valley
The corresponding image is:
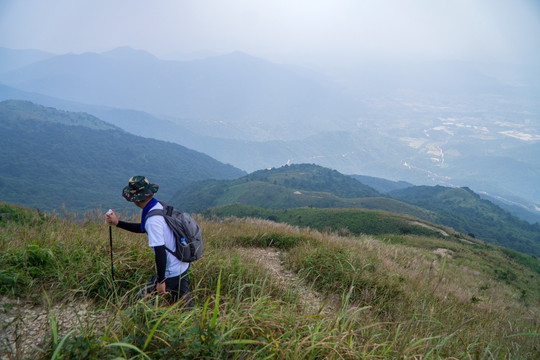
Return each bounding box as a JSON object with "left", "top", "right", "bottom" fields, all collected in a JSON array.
[{"left": 1, "top": 47, "right": 538, "bottom": 214}]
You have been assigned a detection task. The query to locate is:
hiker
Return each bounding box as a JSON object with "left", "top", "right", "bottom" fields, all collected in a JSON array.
[{"left": 105, "top": 176, "right": 193, "bottom": 306}]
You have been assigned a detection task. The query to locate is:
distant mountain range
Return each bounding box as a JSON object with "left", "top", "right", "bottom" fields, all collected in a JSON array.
[
  {"left": 0, "top": 47, "right": 56, "bottom": 73},
  {"left": 0, "top": 100, "right": 245, "bottom": 213},
  {"left": 0, "top": 47, "right": 359, "bottom": 141},
  {"left": 1, "top": 46, "right": 539, "bottom": 220}
]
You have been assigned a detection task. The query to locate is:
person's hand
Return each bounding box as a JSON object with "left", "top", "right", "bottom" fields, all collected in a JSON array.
[
  {"left": 156, "top": 281, "right": 168, "bottom": 294},
  {"left": 105, "top": 210, "right": 119, "bottom": 226}
]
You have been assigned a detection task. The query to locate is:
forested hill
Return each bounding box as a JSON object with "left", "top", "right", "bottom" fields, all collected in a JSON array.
[
  {"left": 0, "top": 100, "right": 245, "bottom": 213},
  {"left": 246, "top": 164, "right": 380, "bottom": 198},
  {"left": 0, "top": 99, "right": 118, "bottom": 130},
  {"left": 169, "top": 164, "right": 386, "bottom": 212}
]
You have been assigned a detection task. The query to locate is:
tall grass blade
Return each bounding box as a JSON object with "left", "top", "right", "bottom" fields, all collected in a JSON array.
[
  {"left": 142, "top": 301, "right": 182, "bottom": 351},
  {"left": 43, "top": 291, "right": 58, "bottom": 346},
  {"left": 50, "top": 329, "right": 75, "bottom": 360},
  {"left": 201, "top": 297, "right": 211, "bottom": 329},
  {"left": 106, "top": 342, "right": 151, "bottom": 360},
  {"left": 210, "top": 269, "right": 222, "bottom": 330}
]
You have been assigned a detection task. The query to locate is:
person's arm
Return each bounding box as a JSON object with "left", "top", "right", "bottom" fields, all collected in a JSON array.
[
  {"left": 154, "top": 245, "right": 168, "bottom": 294},
  {"left": 105, "top": 211, "right": 144, "bottom": 233},
  {"left": 117, "top": 220, "right": 144, "bottom": 233},
  {"left": 154, "top": 245, "right": 167, "bottom": 282}
]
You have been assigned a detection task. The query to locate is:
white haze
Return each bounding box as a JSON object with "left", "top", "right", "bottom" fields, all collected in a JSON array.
[
  {"left": 1, "top": 0, "right": 539, "bottom": 68},
  {"left": 1, "top": 0, "right": 540, "bottom": 209}
]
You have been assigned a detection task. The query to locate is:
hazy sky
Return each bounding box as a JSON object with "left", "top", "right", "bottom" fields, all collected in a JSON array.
[{"left": 1, "top": 0, "right": 539, "bottom": 67}]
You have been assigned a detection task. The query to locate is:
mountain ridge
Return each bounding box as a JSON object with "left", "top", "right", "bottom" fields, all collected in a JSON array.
[{"left": 0, "top": 100, "right": 245, "bottom": 213}]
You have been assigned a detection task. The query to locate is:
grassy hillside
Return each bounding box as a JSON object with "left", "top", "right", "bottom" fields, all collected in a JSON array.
[
  {"left": 170, "top": 164, "right": 382, "bottom": 212},
  {"left": 0, "top": 100, "right": 245, "bottom": 213},
  {"left": 1, "top": 202, "right": 539, "bottom": 359},
  {"left": 206, "top": 204, "right": 540, "bottom": 278},
  {"left": 390, "top": 186, "right": 540, "bottom": 258},
  {"left": 173, "top": 178, "right": 431, "bottom": 215},
  {"left": 169, "top": 164, "right": 430, "bottom": 212},
  {"left": 205, "top": 204, "right": 449, "bottom": 239}
]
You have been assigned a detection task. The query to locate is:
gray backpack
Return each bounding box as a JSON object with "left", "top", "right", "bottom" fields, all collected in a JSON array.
[{"left": 145, "top": 201, "right": 203, "bottom": 263}]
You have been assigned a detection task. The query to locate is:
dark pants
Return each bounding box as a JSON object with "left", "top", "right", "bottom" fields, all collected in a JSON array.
[{"left": 138, "top": 268, "right": 193, "bottom": 306}]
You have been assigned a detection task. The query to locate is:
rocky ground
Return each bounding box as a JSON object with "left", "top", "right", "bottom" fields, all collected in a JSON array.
[{"left": 0, "top": 297, "right": 106, "bottom": 360}]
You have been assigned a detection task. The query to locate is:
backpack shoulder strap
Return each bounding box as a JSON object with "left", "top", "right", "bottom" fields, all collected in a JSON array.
[
  {"left": 145, "top": 201, "right": 173, "bottom": 221},
  {"left": 145, "top": 208, "right": 164, "bottom": 220}
]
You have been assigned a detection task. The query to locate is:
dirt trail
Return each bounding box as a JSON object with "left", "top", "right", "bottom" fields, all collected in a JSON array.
[
  {"left": 408, "top": 221, "right": 449, "bottom": 236},
  {"left": 0, "top": 298, "right": 105, "bottom": 359},
  {"left": 240, "top": 247, "right": 338, "bottom": 314}
]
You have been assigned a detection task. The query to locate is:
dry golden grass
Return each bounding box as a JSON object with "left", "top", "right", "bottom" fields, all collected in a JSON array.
[{"left": 1, "top": 204, "right": 539, "bottom": 359}]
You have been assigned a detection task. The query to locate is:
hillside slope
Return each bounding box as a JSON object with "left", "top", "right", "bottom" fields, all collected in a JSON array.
[
  {"left": 390, "top": 186, "right": 540, "bottom": 257},
  {"left": 1, "top": 203, "right": 539, "bottom": 359},
  {"left": 0, "top": 100, "right": 245, "bottom": 213},
  {"left": 170, "top": 164, "right": 391, "bottom": 211},
  {"left": 206, "top": 204, "right": 449, "bottom": 239}
]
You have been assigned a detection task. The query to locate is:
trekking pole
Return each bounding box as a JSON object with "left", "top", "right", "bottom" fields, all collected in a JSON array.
[{"left": 107, "top": 209, "right": 115, "bottom": 282}]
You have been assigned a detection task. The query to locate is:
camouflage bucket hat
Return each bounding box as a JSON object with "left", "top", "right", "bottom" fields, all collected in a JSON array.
[{"left": 122, "top": 176, "right": 159, "bottom": 202}]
